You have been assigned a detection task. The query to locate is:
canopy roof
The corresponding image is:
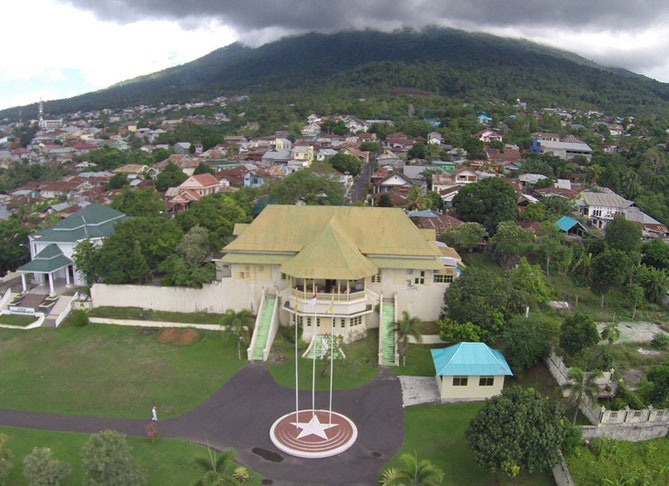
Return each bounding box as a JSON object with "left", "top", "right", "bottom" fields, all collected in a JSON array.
[
  {"left": 281, "top": 217, "right": 378, "bottom": 279},
  {"left": 556, "top": 216, "right": 587, "bottom": 232},
  {"left": 431, "top": 342, "right": 513, "bottom": 377},
  {"left": 18, "top": 244, "right": 72, "bottom": 273}
]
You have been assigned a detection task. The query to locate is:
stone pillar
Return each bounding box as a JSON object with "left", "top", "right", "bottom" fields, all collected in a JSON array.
[
  {"left": 48, "top": 272, "right": 55, "bottom": 296},
  {"left": 65, "top": 266, "right": 71, "bottom": 286},
  {"left": 21, "top": 273, "right": 26, "bottom": 292}
]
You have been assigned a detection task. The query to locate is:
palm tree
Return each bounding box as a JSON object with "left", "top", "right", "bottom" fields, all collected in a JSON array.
[
  {"left": 638, "top": 266, "right": 668, "bottom": 303},
  {"left": 621, "top": 170, "right": 641, "bottom": 199},
  {"left": 600, "top": 321, "right": 621, "bottom": 347},
  {"left": 571, "top": 251, "right": 593, "bottom": 278},
  {"left": 405, "top": 187, "right": 428, "bottom": 211},
  {"left": 221, "top": 309, "right": 254, "bottom": 360},
  {"left": 192, "top": 447, "right": 237, "bottom": 486},
  {"left": 394, "top": 311, "right": 422, "bottom": 367},
  {"left": 563, "top": 367, "right": 602, "bottom": 424},
  {"left": 380, "top": 452, "right": 444, "bottom": 486}
]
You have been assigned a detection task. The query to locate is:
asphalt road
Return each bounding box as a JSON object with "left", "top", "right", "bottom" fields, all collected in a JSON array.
[
  {"left": 0, "top": 364, "right": 404, "bottom": 486},
  {"left": 350, "top": 153, "right": 375, "bottom": 203}
]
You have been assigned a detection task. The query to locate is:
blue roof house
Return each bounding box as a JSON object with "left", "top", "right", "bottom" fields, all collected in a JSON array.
[
  {"left": 555, "top": 216, "right": 588, "bottom": 237},
  {"left": 431, "top": 342, "right": 513, "bottom": 401}
]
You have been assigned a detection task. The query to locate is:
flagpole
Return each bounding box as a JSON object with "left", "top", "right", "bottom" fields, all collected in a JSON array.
[
  {"left": 329, "top": 323, "right": 334, "bottom": 424},
  {"left": 294, "top": 296, "right": 299, "bottom": 422},
  {"left": 312, "top": 305, "right": 317, "bottom": 419}
]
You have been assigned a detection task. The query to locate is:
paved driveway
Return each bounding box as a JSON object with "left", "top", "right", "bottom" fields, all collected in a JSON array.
[{"left": 0, "top": 364, "right": 404, "bottom": 486}]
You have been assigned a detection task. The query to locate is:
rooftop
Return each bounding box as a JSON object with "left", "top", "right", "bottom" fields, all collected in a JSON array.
[{"left": 431, "top": 342, "right": 513, "bottom": 377}]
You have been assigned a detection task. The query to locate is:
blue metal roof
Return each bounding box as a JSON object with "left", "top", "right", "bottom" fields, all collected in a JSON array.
[
  {"left": 556, "top": 216, "right": 582, "bottom": 232},
  {"left": 431, "top": 342, "right": 513, "bottom": 376}
]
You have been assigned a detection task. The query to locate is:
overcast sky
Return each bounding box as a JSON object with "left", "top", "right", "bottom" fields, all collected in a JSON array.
[{"left": 3, "top": 0, "right": 669, "bottom": 111}]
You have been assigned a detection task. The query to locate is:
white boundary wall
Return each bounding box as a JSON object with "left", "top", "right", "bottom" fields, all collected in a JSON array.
[
  {"left": 91, "top": 280, "right": 262, "bottom": 314},
  {"left": 89, "top": 317, "right": 226, "bottom": 331}
]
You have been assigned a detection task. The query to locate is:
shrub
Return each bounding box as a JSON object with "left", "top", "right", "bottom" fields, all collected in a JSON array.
[
  {"left": 502, "top": 317, "right": 551, "bottom": 372},
  {"left": 81, "top": 430, "right": 146, "bottom": 486},
  {"left": 651, "top": 333, "right": 669, "bottom": 350},
  {"left": 0, "top": 434, "right": 13, "bottom": 486},
  {"left": 438, "top": 318, "right": 489, "bottom": 343},
  {"left": 71, "top": 310, "right": 89, "bottom": 327}
]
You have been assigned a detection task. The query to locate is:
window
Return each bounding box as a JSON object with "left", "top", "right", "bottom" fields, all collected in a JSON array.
[
  {"left": 633, "top": 411, "right": 642, "bottom": 418},
  {"left": 452, "top": 376, "right": 468, "bottom": 386},
  {"left": 351, "top": 316, "right": 362, "bottom": 327},
  {"left": 433, "top": 273, "right": 454, "bottom": 284},
  {"left": 281, "top": 273, "right": 287, "bottom": 280},
  {"left": 479, "top": 376, "right": 494, "bottom": 387},
  {"left": 371, "top": 273, "right": 382, "bottom": 284},
  {"left": 414, "top": 271, "right": 425, "bottom": 285},
  {"left": 610, "top": 412, "right": 618, "bottom": 419},
  {"left": 340, "top": 318, "right": 346, "bottom": 328},
  {"left": 305, "top": 317, "right": 311, "bottom": 327}
]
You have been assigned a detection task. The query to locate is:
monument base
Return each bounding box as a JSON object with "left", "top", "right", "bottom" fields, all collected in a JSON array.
[{"left": 269, "top": 409, "right": 358, "bottom": 459}]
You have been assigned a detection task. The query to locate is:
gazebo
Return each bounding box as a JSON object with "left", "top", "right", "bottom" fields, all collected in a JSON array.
[{"left": 17, "top": 244, "right": 74, "bottom": 295}]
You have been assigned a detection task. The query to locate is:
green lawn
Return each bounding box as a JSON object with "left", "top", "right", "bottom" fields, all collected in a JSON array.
[
  {"left": 267, "top": 331, "right": 378, "bottom": 390},
  {"left": 566, "top": 438, "right": 669, "bottom": 486},
  {"left": 0, "top": 426, "right": 260, "bottom": 486},
  {"left": 384, "top": 403, "right": 554, "bottom": 486},
  {"left": 0, "top": 323, "right": 245, "bottom": 418},
  {"left": 387, "top": 343, "right": 443, "bottom": 377},
  {"left": 88, "top": 306, "right": 228, "bottom": 325},
  {"left": 0, "top": 314, "right": 38, "bottom": 327}
]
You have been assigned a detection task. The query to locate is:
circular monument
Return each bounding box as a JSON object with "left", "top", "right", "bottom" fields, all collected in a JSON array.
[{"left": 269, "top": 409, "right": 358, "bottom": 459}]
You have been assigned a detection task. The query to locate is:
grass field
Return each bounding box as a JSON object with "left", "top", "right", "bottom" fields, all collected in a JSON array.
[
  {"left": 0, "top": 426, "right": 259, "bottom": 486},
  {"left": 0, "top": 322, "right": 245, "bottom": 418},
  {"left": 387, "top": 343, "right": 443, "bottom": 377},
  {"left": 384, "top": 403, "right": 554, "bottom": 486},
  {"left": 0, "top": 314, "right": 38, "bottom": 327},
  {"left": 88, "top": 306, "right": 229, "bottom": 325},
  {"left": 566, "top": 437, "right": 669, "bottom": 486},
  {"left": 267, "top": 330, "right": 378, "bottom": 390}
]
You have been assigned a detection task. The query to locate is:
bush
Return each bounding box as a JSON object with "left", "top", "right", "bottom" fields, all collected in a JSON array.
[
  {"left": 602, "top": 384, "right": 646, "bottom": 411},
  {"left": 502, "top": 317, "right": 551, "bottom": 372},
  {"left": 559, "top": 312, "right": 599, "bottom": 357},
  {"left": 438, "top": 318, "right": 489, "bottom": 343},
  {"left": 651, "top": 333, "right": 669, "bottom": 350},
  {"left": 81, "top": 430, "right": 146, "bottom": 486},
  {"left": 0, "top": 434, "right": 13, "bottom": 486},
  {"left": 71, "top": 310, "right": 89, "bottom": 327},
  {"left": 280, "top": 322, "right": 303, "bottom": 344}
]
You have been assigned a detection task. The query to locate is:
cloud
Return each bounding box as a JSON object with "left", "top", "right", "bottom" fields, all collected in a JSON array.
[{"left": 62, "top": 0, "right": 669, "bottom": 34}]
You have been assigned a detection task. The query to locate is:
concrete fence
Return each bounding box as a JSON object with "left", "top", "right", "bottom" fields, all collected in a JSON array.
[
  {"left": 552, "top": 451, "right": 575, "bottom": 486},
  {"left": 91, "top": 280, "right": 257, "bottom": 314},
  {"left": 545, "top": 348, "right": 669, "bottom": 440}
]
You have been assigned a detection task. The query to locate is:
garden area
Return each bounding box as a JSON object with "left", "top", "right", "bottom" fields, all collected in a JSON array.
[
  {"left": 0, "top": 314, "right": 38, "bottom": 327},
  {"left": 383, "top": 402, "right": 554, "bottom": 486},
  {"left": 0, "top": 321, "right": 246, "bottom": 418},
  {"left": 0, "top": 426, "right": 258, "bottom": 486}
]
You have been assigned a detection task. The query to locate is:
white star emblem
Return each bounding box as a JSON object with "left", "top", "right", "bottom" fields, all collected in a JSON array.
[{"left": 291, "top": 414, "right": 338, "bottom": 440}]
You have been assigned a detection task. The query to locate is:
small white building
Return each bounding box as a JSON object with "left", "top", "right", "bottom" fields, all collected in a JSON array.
[{"left": 431, "top": 342, "right": 513, "bottom": 402}]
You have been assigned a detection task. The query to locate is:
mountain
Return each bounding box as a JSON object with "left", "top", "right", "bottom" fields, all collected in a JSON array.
[{"left": 4, "top": 28, "right": 669, "bottom": 118}]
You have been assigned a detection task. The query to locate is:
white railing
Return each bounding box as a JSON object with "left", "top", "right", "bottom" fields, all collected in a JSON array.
[
  {"left": 247, "top": 290, "right": 266, "bottom": 361},
  {"left": 55, "top": 292, "right": 79, "bottom": 328},
  {"left": 0, "top": 289, "right": 12, "bottom": 312},
  {"left": 0, "top": 311, "right": 44, "bottom": 330},
  {"left": 262, "top": 294, "right": 280, "bottom": 361},
  {"left": 393, "top": 293, "right": 399, "bottom": 366},
  {"left": 378, "top": 295, "right": 384, "bottom": 366}
]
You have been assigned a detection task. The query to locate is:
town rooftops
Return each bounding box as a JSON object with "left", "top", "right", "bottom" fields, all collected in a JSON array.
[
  {"left": 579, "top": 191, "right": 634, "bottom": 209},
  {"left": 31, "top": 204, "right": 128, "bottom": 243},
  {"left": 431, "top": 342, "right": 513, "bottom": 376}
]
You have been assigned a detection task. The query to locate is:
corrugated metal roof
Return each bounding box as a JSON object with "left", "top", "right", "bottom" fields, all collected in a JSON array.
[
  {"left": 556, "top": 216, "right": 581, "bottom": 231},
  {"left": 281, "top": 218, "right": 378, "bottom": 279},
  {"left": 581, "top": 192, "right": 633, "bottom": 209},
  {"left": 220, "top": 253, "right": 292, "bottom": 265},
  {"left": 431, "top": 342, "right": 513, "bottom": 376}
]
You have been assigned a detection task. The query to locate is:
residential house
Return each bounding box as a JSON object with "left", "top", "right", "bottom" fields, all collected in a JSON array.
[
  {"left": 477, "top": 129, "right": 502, "bottom": 143},
  {"left": 431, "top": 342, "right": 513, "bottom": 402},
  {"left": 555, "top": 216, "right": 588, "bottom": 237},
  {"left": 531, "top": 138, "right": 592, "bottom": 161},
  {"left": 345, "top": 118, "right": 369, "bottom": 133},
  {"left": 377, "top": 151, "right": 405, "bottom": 170},
  {"left": 291, "top": 145, "right": 314, "bottom": 168},
  {"left": 17, "top": 205, "right": 128, "bottom": 294},
  {"left": 244, "top": 171, "right": 265, "bottom": 188},
  {"left": 427, "top": 131, "right": 443, "bottom": 145},
  {"left": 173, "top": 142, "right": 192, "bottom": 154},
  {"left": 371, "top": 169, "right": 415, "bottom": 194},
  {"left": 577, "top": 191, "right": 634, "bottom": 229},
  {"left": 410, "top": 210, "right": 463, "bottom": 235}
]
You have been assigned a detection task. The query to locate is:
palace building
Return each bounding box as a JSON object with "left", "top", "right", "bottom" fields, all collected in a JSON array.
[{"left": 218, "top": 205, "right": 459, "bottom": 362}]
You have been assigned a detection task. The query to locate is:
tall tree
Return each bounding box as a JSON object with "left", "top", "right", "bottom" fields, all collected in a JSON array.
[
  {"left": 380, "top": 453, "right": 444, "bottom": 486},
  {"left": 405, "top": 186, "right": 428, "bottom": 211},
  {"left": 393, "top": 311, "right": 422, "bottom": 367},
  {"left": 466, "top": 387, "right": 568, "bottom": 476},
  {"left": 453, "top": 178, "right": 518, "bottom": 234},
  {"left": 194, "top": 162, "right": 215, "bottom": 175},
  {"left": 0, "top": 434, "right": 13, "bottom": 486},
  {"left": 327, "top": 152, "right": 361, "bottom": 176},
  {"left": 155, "top": 163, "right": 188, "bottom": 191},
  {"left": 487, "top": 221, "right": 534, "bottom": 269},
  {"left": 502, "top": 317, "right": 552, "bottom": 372},
  {"left": 110, "top": 187, "right": 165, "bottom": 216},
  {"left": 605, "top": 215, "right": 642, "bottom": 254},
  {"left": 590, "top": 249, "right": 634, "bottom": 308},
  {"left": 438, "top": 222, "right": 486, "bottom": 253},
  {"left": 635, "top": 264, "right": 668, "bottom": 303},
  {"left": 560, "top": 313, "right": 599, "bottom": 357}
]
